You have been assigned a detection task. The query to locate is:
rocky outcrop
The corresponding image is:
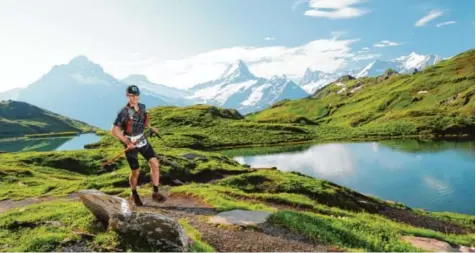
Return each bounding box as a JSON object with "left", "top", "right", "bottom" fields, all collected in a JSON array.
[
  {"left": 208, "top": 209, "right": 271, "bottom": 226},
  {"left": 336, "top": 75, "right": 355, "bottom": 82},
  {"left": 78, "top": 189, "right": 189, "bottom": 252},
  {"left": 378, "top": 69, "right": 399, "bottom": 82}
]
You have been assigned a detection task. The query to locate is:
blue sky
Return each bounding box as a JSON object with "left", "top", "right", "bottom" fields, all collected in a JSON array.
[
  {"left": 0, "top": 0, "right": 474, "bottom": 91},
  {"left": 167, "top": 0, "right": 474, "bottom": 56}
]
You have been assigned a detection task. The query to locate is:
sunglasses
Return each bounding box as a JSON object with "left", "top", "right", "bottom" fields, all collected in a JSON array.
[{"left": 128, "top": 93, "right": 140, "bottom": 97}]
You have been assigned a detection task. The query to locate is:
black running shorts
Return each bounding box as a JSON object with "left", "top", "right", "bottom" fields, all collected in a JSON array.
[{"left": 125, "top": 142, "right": 157, "bottom": 170}]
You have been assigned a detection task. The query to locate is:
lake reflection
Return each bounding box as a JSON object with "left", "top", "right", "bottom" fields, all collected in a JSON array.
[
  {"left": 0, "top": 133, "right": 101, "bottom": 152},
  {"left": 233, "top": 139, "right": 475, "bottom": 214}
]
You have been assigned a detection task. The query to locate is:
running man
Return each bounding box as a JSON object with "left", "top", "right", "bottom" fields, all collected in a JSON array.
[{"left": 111, "top": 85, "right": 167, "bottom": 206}]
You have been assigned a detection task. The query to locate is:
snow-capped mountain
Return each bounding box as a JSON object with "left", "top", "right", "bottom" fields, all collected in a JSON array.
[
  {"left": 357, "top": 52, "right": 442, "bottom": 78},
  {"left": 15, "top": 56, "right": 167, "bottom": 129},
  {"left": 395, "top": 52, "right": 442, "bottom": 72},
  {"left": 299, "top": 68, "right": 340, "bottom": 94},
  {"left": 188, "top": 60, "right": 308, "bottom": 114},
  {"left": 122, "top": 74, "right": 194, "bottom": 106},
  {"left": 242, "top": 75, "right": 309, "bottom": 112}
]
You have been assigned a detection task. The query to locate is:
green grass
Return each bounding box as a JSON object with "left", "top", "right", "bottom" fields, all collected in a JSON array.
[
  {"left": 172, "top": 183, "right": 275, "bottom": 212},
  {"left": 215, "top": 169, "right": 402, "bottom": 213},
  {"left": 173, "top": 181, "right": 353, "bottom": 217},
  {"left": 0, "top": 146, "right": 251, "bottom": 201},
  {"left": 412, "top": 210, "right": 475, "bottom": 231},
  {"left": 178, "top": 218, "right": 215, "bottom": 252},
  {"left": 269, "top": 210, "right": 475, "bottom": 252},
  {"left": 269, "top": 210, "right": 420, "bottom": 252},
  {"left": 0, "top": 200, "right": 113, "bottom": 252},
  {"left": 91, "top": 104, "right": 316, "bottom": 150}
]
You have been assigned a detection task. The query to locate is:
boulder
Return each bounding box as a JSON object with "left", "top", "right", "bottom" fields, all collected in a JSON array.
[
  {"left": 110, "top": 212, "right": 189, "bottom": 252},
  {"left": 78, "top": 190, "right": 189, "bottom": 252},
  {"left": 208, "top": 209, "right": 271, "bottom": 226},
  {"left": 78, "top": 189, "right": 131, "bottom": 224}
]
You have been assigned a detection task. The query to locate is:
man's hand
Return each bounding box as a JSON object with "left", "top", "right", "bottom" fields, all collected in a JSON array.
[
  {"left": 126, "top": 141, "right": 136, "bottom": 150},
  {"left": 151, "top": 127, "right": 159, "bottom": 134},
  {"left": 125, "top": 138, "right": 136, "bottom": 150}
]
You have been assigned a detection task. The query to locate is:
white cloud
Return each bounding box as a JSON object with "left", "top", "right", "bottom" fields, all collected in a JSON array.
[
  {"left": 304, "top": 0, "right": 370, "bottom": 19},
  {"left": 422, "top": 175, "right": 452, "bottom": 194},
  {"left": 264, "top": 37, "right": 276, "bottom": 41},
  {"left": 361, "top": 47, "right": 370, "bottom": 51},
  {"left": 372, "top": 142, "right": 379, "bottom": 152},
  {"left": 415, "top": 10, "right": 444, "bottom": 27},
  {"left": 142, "top": 38, "right": 360, "bottom": 89},
  {"left": 436, "top": 20, "right": 456, "bottom": 28},
  {"left": 373, "top": 40, "right": 403, "bottom": 47},
  {"left": 234, "top": 144, "right": 356, "bottom": 178}
]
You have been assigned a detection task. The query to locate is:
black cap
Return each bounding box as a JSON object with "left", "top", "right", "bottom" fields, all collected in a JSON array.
[{"left": 126, "top": 85, "right": 140, "bottom": 95}]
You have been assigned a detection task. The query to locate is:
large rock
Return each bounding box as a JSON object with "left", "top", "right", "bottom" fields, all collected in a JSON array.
[
  {"left": 208, "top": 209, "right": 271, "bottom": 226},
  {"left": 78, "top": 189, "right": 131, "bottom": 224},
  {"left": 110, "top": 212, "right": 189, "bottom": 252},
  {"left": 78, "top": 190, "right": 189, "bottom": 252}
]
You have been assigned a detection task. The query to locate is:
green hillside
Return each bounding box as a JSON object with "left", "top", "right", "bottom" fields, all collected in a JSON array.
[
  {"left": 94, "top": 104, "right": 314, "bottom": 150},
  {"left": 0, "top": 100, "right": 97, "bottom": 138},
  {"left": 248, "top": 49, "right": 475, "bottom": 138}
]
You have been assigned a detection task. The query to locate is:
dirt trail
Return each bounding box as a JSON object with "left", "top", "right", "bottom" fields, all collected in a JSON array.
[
  {"left": 137, "top": 193, "right": 336, "bottom": 252},
  {"left": 0, "top": 193, "right": 78, "bottom": 213}
]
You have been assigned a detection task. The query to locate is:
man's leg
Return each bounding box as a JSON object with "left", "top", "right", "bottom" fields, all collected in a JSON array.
[
  {"left": 148, "top": 157, "right": 160, "bottom": 188},
  {"left": 129, "top": 169, "right": 140, "bottom": 190},
  {"left": 141, "top": 144, "right": 167, "bottom": 202},
  {"left": 126, "top": 149, "right": 143, "bottom": 206}
]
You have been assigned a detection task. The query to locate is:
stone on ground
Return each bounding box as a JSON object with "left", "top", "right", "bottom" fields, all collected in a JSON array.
[
  {"left": 78, "top": 189, "right": 189, "bottom": 252},
  {"left": 208, "top": 209, "right": 271, "bottom": 226}
]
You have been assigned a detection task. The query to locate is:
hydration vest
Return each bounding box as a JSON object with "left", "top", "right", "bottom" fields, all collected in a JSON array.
[{"left": 123, "top": 103, "right": 150, "bottom": 135}]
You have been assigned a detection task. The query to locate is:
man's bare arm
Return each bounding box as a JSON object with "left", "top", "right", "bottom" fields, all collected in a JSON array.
[{"left": 111, "top": 126, "right": 131, "bottom": 145}]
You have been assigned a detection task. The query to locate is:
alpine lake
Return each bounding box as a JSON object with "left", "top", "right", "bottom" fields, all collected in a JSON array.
[
  {"left": 221, "top": 138, "right": 475, "bottom": 215},
  {"left": 1, "top": 134, "right": 474, "bottom": 215}
]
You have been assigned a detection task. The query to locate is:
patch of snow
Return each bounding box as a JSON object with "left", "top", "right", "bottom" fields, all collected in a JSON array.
[
  {"left": 337, "top": 87, "right": 347, "bottom": 94},
  {"left": 190, "top": 80, "right": 258, "bottom": 106},
  {"left": 302, "top": 80, "right": 329, "bottom": 93},
  {"left": 241, "top": 83, "right": 270, "bottom": 106},
  {"left": 350, "top": 86, "right": 362, "bottom": 93},
  {"left": 214, "top": 80, "right": 257, "bottom": 105}
]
